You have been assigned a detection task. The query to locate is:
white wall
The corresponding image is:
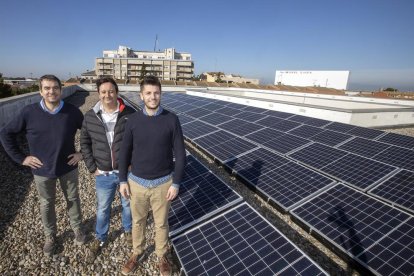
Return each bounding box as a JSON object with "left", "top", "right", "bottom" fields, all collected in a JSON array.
[{"left": 275, "top": 70, "right": 350, "bottom": 90}]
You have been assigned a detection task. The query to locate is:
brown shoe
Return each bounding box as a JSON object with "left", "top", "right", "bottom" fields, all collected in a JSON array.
[
  {"left": 158, "top": 256, "right": 171, "bottom": 276},
  {"left": 121, "top": 254, "right": 140, "bottom": 275}
]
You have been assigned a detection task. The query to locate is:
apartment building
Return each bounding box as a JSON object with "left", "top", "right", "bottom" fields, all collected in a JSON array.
[
  {"left": 204, "top": 72, "right": 260, "bottom": 85},
  {"left": 96, "top": 45, "right": 194, "bottom": 82}
]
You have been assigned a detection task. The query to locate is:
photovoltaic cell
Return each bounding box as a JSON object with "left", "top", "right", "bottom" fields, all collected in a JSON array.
[
  {"left": 224, "top": 148, "right": 291, "bottom": 180},
  {"left": 377, "top": 132, "right": 414, "bottom": 149},
  {"left": 169, "top": 168, "right": 243, "bottom": 237},
  {"left": 263, "top": 134, "right": 311, "bottom": 155},
  {"left": 236, "top": 111, "right": 268, "bottom": 122},
  {"left": 288, "top": 143, "right": 349, "bottom": 169},
  {"left": 287, "top": 125, "right": 325, "bottom": 139},
  {"left": 268, "top": 120, "right": 302, "bottom": 132},
  {"left": 185, "top": 108, "right": 212, "bottom": 118},
  {"left": 338, "top": 137, "right": 391, "bottom": 158},
  {"left": 310, "top": 129, "right": 353, "bottom": 146},
  {"left": 291, "top": 184, "right": 412, "bottom": 276},
  {"left": 255, "top": 116, "right": 285, "bottom": 128},
  {"left": 245, "top": 127, "right": 285, "bottom": 144},
  {"left": 241, "top": 106, "right": 267, "bottom": 113},
  {"left": 263, "top": 110, "right": 294, "bottom": 119},
  {"left": 177, "top": 114, "right": 195, "bottom": 125},
  {"left": 218, "top": 119, "right": 265, "bottom": 136},
  {"left": 372, "top": 146, "right": 414, "bottom": 171},
  {"left": 215, "top": 106, "right": 243, "bottom": 116},
  {"left": 320, "top": 154, "right": 397, "bottom": 191},
  {"left": 288, "top": 115, "right": 312, "bottom": 123},
  {"left": 194, "top": 130, "right": 237, "bottom": 150},
  {"left": 303, "top": 117, "right": 331, "bottom": 128},
  {"left": 346, "top": 126, "right": 385, "bottom": 140},
  {"left": 369, "top": 170, "right": 414, "bottom": 214},
  {"left": 181, "top": 121, "right": 219, "bottom": 140},
  {"left": 358, "top": 217, "right": 414, "bottom": 276},
  {"left": 198, "top": 113, "right": 234, "bottom": 126},
  {"left": 324, "top": 122, "right": 357, "bottom": 133},
  {"left": 202, "top": 102, "right": 227, "bottom": 111},
  {"left": 225, "top": 102, "right": 246, "bottom": 109},
  {"left": 181, "top": 155, "right": 210, "bottom": 183},
  {"left": 206, "top": 137, "right": 258, "bottom": 162},
  {"left": 173, "top": 203, "right": 327, "bottom": 276}
]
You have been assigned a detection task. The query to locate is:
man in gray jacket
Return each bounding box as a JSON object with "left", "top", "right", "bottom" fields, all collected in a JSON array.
[{"left": 80, "top": 77, "right": 135, "bottom": 262}]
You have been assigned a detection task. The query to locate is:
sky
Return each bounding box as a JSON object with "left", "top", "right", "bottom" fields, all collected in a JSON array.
[{"left": 1, "top": 0, "right": 413, "bottom": 91}]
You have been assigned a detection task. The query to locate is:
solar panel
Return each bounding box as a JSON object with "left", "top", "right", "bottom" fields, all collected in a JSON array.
[
  {"left": 215, "top": 106, "right": 243, "bottom": 116},
  {"left": 172, "top": 203, "right": 327, "bottom": 276},
  {"left": 225, "top": 148, "right": 290, "bottom": 178},
  {"left": 174, "top": 103, "right": 198, "bottom": 113},
  {"left": 206, "top": 137, "right": 258, "bottom": 162},
  {"left": 291, "top": 184, "right": 412, "bottom": 276},
  {"left": 369, "top": 170, "right": 414, "bottom": 214},
  {"left": 263, "top": 134, "right": 311, "bottom": 155},
  {"left": 194, "top": 130, "right": 237, "bottom": 150},
  {"left": 268, "top": 120, "right": 302, "bottom": 132},
  {"left": 288, "top": 143, "right": 349, "bottom": 169},
  {"left": 358, "top": 217, "right": 414, "bottom": 276},
  {"left": 177, "top": 114, "right": 196, "bottom": 125},
  {"left": 324, "top": 122, "right": 356, "bottom": 133},
  {"left": 310, "top": 129, "right": 353, "bottom": 146},
  {"left": 263, "top": 110, "right": 294, "bottom": 119},
  {"left": 181, "top": 155, "right": 210, "bottom": 183},
  {"left": 185, "top": 107, "right": 212, "bottom": 118},
  {"left": 219, "top": 119, "right": 265, "bottom": 136},
  {"left": 202, "top": 102, "right": 227, "bottom": 111},
  {"left": 372, "top": 146, "right": 414, "bottom": 171},
  {"left": 288, "top": 115, "right": 312, "bottom": 123},
  {"left": 245, "top": 127, "right": 285, "bottom": 144},
  {"left": 198, "top": 113, "right": 234, "bottom": 126},
  {"left": 303, "top": 117, "right": 331, "bottom": 128},
  {"left": 181, "top": 120, "right": 219, "bottom": 140},
  {"left": 241, "top": 106, "right": 267, "bottom": 113},
  {"left": 169, "top": 164, "right": 243, "bottom": 237},
  {"left": 255, "top": 116, "right": 285, "bottom": 128},
  {"left": 377, "top": 132, "right": 414, "bottom": 149},
  {"left": 287, "top": 125, "right": 325, "bottom": 139},
  {"left": 236, "top": 111, "right": 268, "bottom": 122},
  {"left": 346, "top": 126, "right": 385, "bottom": 140},
  {"left": 225, "top": 102, "right": 247, "bottom": 109},
  {"left": 320, "top": 154, "right": 397, "bottom": 191},
  {"left": 338, "top": 137, "right": 391, "bottom": 158}
]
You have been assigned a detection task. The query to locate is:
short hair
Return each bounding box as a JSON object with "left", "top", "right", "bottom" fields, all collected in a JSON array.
[
  {"left": 96, "top": 77, "right": 119, "bottom": 93},
  {"left": 39, "top": 75, "right": 62, "bottom": 89},
  {"left": 140, "top": 75, "right": 161, "bottom": 93}
]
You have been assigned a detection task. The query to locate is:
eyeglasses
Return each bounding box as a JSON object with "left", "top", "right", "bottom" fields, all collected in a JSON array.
[{"left": 43, "top": 86, "right": 60, "bottom": 91}]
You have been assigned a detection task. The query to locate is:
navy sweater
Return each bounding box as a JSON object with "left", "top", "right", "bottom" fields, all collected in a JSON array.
[
  {"left": 118, "top": 109, "right": 186, "bottom": 184},
  {"left": 0, "top": 102, "right": 84, "bottom": 178}
]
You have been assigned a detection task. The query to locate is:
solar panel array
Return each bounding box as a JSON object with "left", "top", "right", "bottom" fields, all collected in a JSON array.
[
  {"left": 291, "top": 184, "right": 414, "bottom": 276},
  {"left": 169, "top": 154, "right": 243, "bottom": 237},
  {"left": 173, "top": 203, "right": 327, "bottom": 276},
  {"left": 121, "top": 91, "right": 414, "bottom": 275}
]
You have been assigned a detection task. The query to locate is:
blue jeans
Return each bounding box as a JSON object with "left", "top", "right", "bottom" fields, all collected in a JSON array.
[{"left": 95, "top": 173, "right": 132, "bottom": 242}]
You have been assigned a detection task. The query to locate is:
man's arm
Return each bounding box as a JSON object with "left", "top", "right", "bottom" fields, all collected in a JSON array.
[
  {"left": 79, "top": 117, "right": 97, "bottom": 173},
  {"left": 118, "top": 119, "right": 134, "bottom": 199},
  {"left": 172, "top": 117, "right": 187, "bottom": 187},
  {"left": 0, "top": 110, "right": 29, "bottom": 165}
]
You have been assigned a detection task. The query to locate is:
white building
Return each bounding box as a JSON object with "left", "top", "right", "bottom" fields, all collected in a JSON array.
[
  {"left": 96, "top": 45, "right": 194, "bottom": 82},
  {"left": 275, "top": 70, "right": 350, "bottom": 90}
]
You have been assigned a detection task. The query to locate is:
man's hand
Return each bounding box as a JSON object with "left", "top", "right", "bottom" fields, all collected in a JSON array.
[
  {"left": 119, "top": 183, "right": 130, "bottom": 199},
  {"left": 22, "top": 156, "right": 43, "bottom": 169},
  {"left": 166, "top": 186, "right": 178, "bottom": 201},
  {"left": 94, "top": 169, "right": 100, "bottom": 176},
  {"left": 67, "top": 152, "right": 83, "bottom": 166}
]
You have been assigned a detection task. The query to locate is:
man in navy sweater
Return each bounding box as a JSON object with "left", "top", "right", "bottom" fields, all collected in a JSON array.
[
  {"left": 118, "top": 76, "right": 186, "bottom": 276},
  {"left": 0, "top": 75, "right": 85, "bottom": 257}
]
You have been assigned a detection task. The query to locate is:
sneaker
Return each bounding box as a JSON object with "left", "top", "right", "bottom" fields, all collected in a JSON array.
[
  {"left": 158, "top": 255, "right": 171, "bottom": 276},
  {"left": 121, "top": 254, "right": 141, "bottom": 275},
  {"left": 87, "top": 239, "right": 104, "bottom": 264},
  {"left": 43, "top": 235, "right": 56, "bottom": 257},
  {"left": 74, "top": 228, "right": 86, "bottom": 245},
  {"left": 124, "top": 232, "right": 132, "bottom": 247}
]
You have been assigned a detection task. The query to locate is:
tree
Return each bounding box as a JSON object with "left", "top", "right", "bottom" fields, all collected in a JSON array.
[
  {"left": 0, "top": 83, "right": 13, "bottom": 98},
  {"left": 140, "top": 63, "right": 147, "bottom": 80},
  {"left": 383, "top": 87, "right": 398, "bottom": 92}
]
